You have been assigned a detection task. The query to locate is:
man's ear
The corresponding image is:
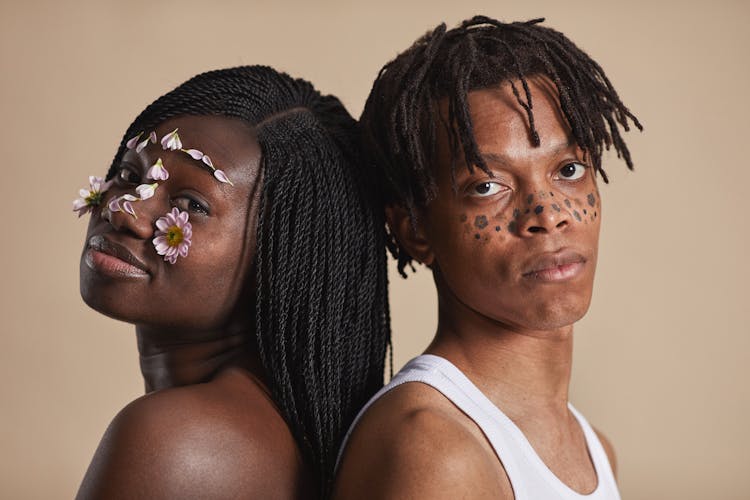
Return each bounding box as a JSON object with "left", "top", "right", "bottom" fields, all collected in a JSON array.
[{"left": 385, "top": 204, "right": 435, "bottom": 267}]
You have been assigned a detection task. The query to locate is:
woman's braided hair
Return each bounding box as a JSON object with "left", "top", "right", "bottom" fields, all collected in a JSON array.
[
  {"left": 360, "top": 16, "right": 642, "bottom": 276},
  {"left": 106, "top": 65, "right": 391, "bottom": 497}
]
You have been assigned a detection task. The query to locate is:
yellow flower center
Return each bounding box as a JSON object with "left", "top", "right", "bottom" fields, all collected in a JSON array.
[
  {"left": 166, "top": 226, "right": 184, "bottom": 246},
  {"left": 86, "top": 191, "right": 103, "bottom": 206}
]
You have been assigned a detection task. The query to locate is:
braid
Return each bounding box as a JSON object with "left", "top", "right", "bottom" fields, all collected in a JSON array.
[
  {"left": 360, "top": 16, "right": 642, "bottom": 277},
  {"left": 112, "top": 66, "right": 390, "bottom": 498}
]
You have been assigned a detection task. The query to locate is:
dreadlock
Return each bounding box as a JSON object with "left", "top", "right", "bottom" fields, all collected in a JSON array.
[
  {"left": 360, "top": 16, "right": 642, "bottom": 276},
  {"left": 107, "top": 65, "right": 391, "bottom": 498}
]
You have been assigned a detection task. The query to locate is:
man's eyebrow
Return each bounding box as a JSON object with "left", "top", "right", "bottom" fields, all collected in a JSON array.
[{"left": 479, "top": 138, "right": 577, "bottom": 166}]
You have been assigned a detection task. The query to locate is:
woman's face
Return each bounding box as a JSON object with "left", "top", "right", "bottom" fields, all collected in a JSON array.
[{"left": 80, "top": 115, "right": 263, "bottom": 333}]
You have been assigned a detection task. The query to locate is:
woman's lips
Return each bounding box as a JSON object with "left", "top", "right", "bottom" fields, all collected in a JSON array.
[
  {"left": 522, "top": 249, "right": 586, "bottom": 282},
  {"left": 85, "top": 235, "right": 149, "bottom": 278}
]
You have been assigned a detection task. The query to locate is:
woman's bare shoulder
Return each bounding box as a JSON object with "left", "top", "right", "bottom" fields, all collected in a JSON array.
[{"left": 76, "top": 368, "right": 308, "bottom": 500}]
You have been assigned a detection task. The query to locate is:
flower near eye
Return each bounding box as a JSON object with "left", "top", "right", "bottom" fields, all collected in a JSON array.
[
  {"left": 152, "top": 207, "right": 192, "bottom": 264},
  {"left": 72, "top": 176, "right": 113, "bottom": 217},
  {"left": 127, "top": 131, "right": 157, "bottom": 153},
  {"left": 135, "top": 183, "right": 158, "bottom": 200},
  {"left": 213, "top": 169, "right": 233, "bottom": 185},
  {"left": 146, "top": 158, "right": 169, "bottom": 181},
  {"left": 179, "top": 148, "right": 233, "bottom": 185},
  {"left": 161, "top": 129, "right": 182, "bottom": 151}
]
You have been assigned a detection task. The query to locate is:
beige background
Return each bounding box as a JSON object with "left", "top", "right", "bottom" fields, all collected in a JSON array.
[{"left": 1, "top": 0, "right": 748, "bottom": 498}]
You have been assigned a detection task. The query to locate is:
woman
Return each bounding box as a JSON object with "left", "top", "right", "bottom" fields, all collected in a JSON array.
[{"left": 74, "top": 66, "right": 390, "bottom": 499}]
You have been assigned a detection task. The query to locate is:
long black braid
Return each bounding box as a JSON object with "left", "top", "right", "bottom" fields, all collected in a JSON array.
[
  {"left": 360, "top": 16, "right": 642, "bottom": 276},
  {"left": 106, "top": 66, "right": 391, "bottom": 497}
]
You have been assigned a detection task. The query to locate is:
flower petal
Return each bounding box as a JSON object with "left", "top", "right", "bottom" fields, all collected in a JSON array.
[
  {"left": 183, "top": 149, "right": 204, "bottom": 160},
  {"left": 108, "top": 197, "right": 122, "bottom": 212},
  {"left": 122, "top": 201, "right": 137, "bottom": 218},
  {"left": 149, "top": 131, "right": 158, "bottom": 143},
  {"left": 126, "top": 133, "right": 142, "bottom": 150},
  {"left": 213, "top": 169, "right": 234, "bottom": 185},
  {"left": 202, "top": 155, "right": 214, "bottom": 168},
  {"left": 136, "top": 183, "right": 157, "bottom": 200}
]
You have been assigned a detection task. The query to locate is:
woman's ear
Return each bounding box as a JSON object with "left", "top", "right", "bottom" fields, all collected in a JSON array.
[{"left": 385, "top": 205, "right": 435, "bottom": 267}]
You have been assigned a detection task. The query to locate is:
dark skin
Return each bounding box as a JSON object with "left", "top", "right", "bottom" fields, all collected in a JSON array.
[
  {"left": 334, "top": 77, "right": 616, "bottom": 499},
  {"left": 78, "top": 115, "right": 310, "bottom": 499}
]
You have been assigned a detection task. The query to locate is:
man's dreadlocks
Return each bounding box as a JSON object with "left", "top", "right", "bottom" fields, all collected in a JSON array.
[{"left": 360, "top": 16, "right": 642, "bottom": 276}]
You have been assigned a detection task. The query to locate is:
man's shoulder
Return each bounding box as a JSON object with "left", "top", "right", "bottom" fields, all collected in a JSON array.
[
  {"left": 334, "top": 381, "right": 510, "bottom": 499},
  {"left": 77, "top": 370, "right": 306, "bottom": 499}
]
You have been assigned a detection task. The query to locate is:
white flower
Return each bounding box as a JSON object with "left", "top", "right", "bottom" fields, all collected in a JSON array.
[
  {"left": 146, "top": 158, "right": 169, "bottom": 180},
  {"left": 72, "top": 176, "right": 112, "bottom": 217},
  {"left": 136, "top": 183, "right": 158, "bottom": 200},
  {"left": 161, "top": 128, "right": 182, "bottom": 151}
]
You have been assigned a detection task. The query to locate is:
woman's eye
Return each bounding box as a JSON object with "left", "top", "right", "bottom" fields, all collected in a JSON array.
[
  {"left": 173, "top": 197, "right": 209, "bottom": 216},
  {"left": 471, "top": 182, "right": 504, "bottom": 197},
  {"left": 117, "top": 167, "right": 141, "bottom": 184},
  {"left": 557, "top": 162, "right": 587, "bottom": 181}
]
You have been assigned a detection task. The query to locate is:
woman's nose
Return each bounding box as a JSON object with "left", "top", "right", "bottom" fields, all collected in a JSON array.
[{"left": 102, "top": 189, "right": 164, "bottom": 239}]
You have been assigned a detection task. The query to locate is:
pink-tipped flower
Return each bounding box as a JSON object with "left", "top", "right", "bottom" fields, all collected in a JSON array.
[
  {"left": 122, "top": 199, "right": 137, "bottom": 218},
  {"left": 182, "top": 148, "right": 204, "bottom": 160},
  {"left": 72, "top": 176, "right": 112, "bottom": 217},
  {"left": 136, "top": 183, "right": 158, "bottom": 200},
  {"left": 126, "top": 132, "right": 142, "bottom": 150},
  {"left": 213, "top": 169, "right": 234, "bottom": 185},
  {"left": 146, "top": 158, "right": 169, "bottom": 180},
  {"left": 108, "top": 194, "right": 137, "bottom": 214},
  {"left": 152, "top": 207, "right": 192, "bottom": 264},
  {"left": 161, "top": 128, "right": 182, "bottom": 151}
]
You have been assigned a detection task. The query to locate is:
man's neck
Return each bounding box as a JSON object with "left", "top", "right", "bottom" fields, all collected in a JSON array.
[{"left": 426, "top": 298, "right": 575, "bottom": 422}]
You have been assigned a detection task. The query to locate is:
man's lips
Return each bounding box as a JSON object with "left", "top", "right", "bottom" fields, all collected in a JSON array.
[
  {"left": 85, "top": 234, "right": 150, "bottom": 277},
  {"left": 522, "top": 249, "right": 587, "bottom": 281}
]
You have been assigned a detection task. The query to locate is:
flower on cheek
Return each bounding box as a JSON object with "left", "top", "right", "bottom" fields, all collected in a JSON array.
[
  {"left": 72, "top": 176, "right": 112, "bottom": 217},
  {"left": 146, "top": 158, "right": 169, "bottom": 180},
  {"left": 161, "top": 129, "right": 182, "bottom": 151},
  {"left": 152, "top": 207, "right": 192, "bottom": 264}
]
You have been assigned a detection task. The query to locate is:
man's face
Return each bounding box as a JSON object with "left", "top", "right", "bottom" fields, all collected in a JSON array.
[{"left": 417, "top": 77, "right": 602, "bottom": 332}]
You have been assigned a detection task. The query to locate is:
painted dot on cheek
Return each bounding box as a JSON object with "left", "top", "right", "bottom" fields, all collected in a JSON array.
[
  {"left": 513, "top": 209, "right": 520, "bottom": 219},
  {"left": 587, "top": 193, "right": 596, "bottom": 207},
  {"left": 573, "top": 210, "right": 582, "bottom": 221},
  {"left": 474, "top": 234, "right": 481, "bottom": 239},
  {"left": 564, "top": 199, "right": 572, "bottom": 208},
  {"left": 583, "top": 209, "right": 587, "bottom": 215},
  {"left": 527, "top": 194, "right": 534, "bottom": 205},
  {"left": 550, "top": 192, "right": 554, "bottom": 197},
  {"left": 474, "top": 215, "right": 488, "bottom": 229},
  {"left": 495, "top": 226, "right": 501, "bottom": 232},
  {"left": 508, "top": 221, "right": 517, "bottom": 233},
  {"left": 552, "top": 203, "right": 561, "bottom": 212},
  {"left": 534, "top": 205, "right": 543, "bottom": 215}
]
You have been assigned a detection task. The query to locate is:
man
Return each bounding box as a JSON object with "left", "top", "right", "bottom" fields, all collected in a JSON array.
[{"left": 334, "top": 17, "right": 641, "bottom": 499}]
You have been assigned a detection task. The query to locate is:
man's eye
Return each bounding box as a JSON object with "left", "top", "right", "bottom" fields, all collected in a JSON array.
[
  {"left": 471, "top": 182, "right": 503, "bottom": 197},
  {"left": 118, "top": 167, "right": 141, "bottom": 184},
  {"left": 558, "top": 162, "right": 587, "bottom": 180}
]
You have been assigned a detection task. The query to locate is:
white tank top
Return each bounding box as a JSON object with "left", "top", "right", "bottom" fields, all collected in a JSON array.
[{"left": 338, "top": 354, "right": 621, "bottom": 500}]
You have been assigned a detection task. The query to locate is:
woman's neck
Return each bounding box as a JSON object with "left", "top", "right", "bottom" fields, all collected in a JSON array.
[{"left": 135, "top": 326, "right": 262, "bottom": 393}]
